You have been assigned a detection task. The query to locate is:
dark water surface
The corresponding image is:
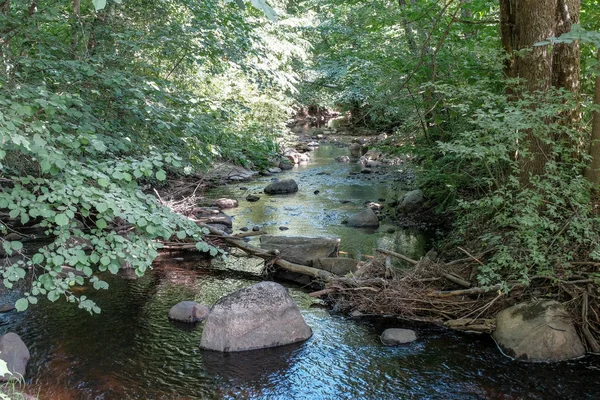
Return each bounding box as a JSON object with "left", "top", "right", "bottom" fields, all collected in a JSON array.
[{"left": 2, "top": 145, "right": 599, "bottom": 399}]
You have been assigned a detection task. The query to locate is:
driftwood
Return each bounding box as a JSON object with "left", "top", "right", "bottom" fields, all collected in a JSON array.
[
  {"left": 376, "top": 248, "right": 418, "bottom": 265},
  {"left": 193, "top": 222, "right": 335, "bottom": 282}
]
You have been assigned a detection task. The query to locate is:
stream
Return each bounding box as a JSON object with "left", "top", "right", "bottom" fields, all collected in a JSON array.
[{"left": 2, "top": 144, "right": 600, "bottom": 399}]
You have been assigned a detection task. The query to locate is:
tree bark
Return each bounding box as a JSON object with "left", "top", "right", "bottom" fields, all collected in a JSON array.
[
  {"left": 499, "top": 0, "right": 581, "bottom": 185},
  {"left": 584, "top": 50, "right": 600, "bottom": 185}
]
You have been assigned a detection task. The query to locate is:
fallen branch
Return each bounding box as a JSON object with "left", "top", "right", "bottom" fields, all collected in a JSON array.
[
  {"left": 376, "top": 248, "right": 418, "bottom": 265},
  {"left": 195, "top": 222, "right": 335, "bottom": 282},
  {"left": 442, "top": 273, "right": 471, "bottom": 288}
]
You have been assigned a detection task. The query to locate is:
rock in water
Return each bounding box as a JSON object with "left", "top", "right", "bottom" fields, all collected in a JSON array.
[
  {"left": 168, "top": 301, "right": 210, "bottom": 323},
  {"left": 0, "top": 332, "right": 30, "bottom": 381},
  {"left": 313, "top": 258, "right": 359, "bottom": 276},
  {"left": 493, "top": 300, "right": 585, "bottom": 361},
  {"left": 200, "top": 282, "right": 312, "bottom": 352},
  {"left": 264, "top": 179, "right": 299, "bottom": 195},
  {"left": 380, "top": 329, "right": 417, "bottom": 345},
  {"left": 212, "top": 198, "right": 238, "bottom": 209},
  {"left": 259, "top": 236, "right": 340, "bottom": 266},
  {"left": 347, "top": 208, "right": 380, "bottom": 228},
  {"left": 397, "top": 189, "right": 424, "bottom": 213}
]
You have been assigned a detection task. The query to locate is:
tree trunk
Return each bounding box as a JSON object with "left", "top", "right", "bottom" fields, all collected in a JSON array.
[
  {"left": 584, "top": 50, "right": 600, "bottom": 186},
  {"left": 499, "top": 0, "right": 580, "bottom": 185},
  {"left": 398, "top": 0, "right": 418, "bottom": 55}
]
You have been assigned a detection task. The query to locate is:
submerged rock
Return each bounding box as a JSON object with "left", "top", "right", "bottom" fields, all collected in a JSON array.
[
  {"left": 200, "top": 282, "right": 312, "bottom": 352},
  {"left": 0, "top": 333, "right": 30, "bottom": 381},
  {"left": 168, "top": 301, "right": 210, "bottom": 323},
  {"left": 264, "top": 179, "right": 299, "bottom": 195},
  {"left": 380, "top": 329, "right": 417, "bottom": 345},
  {"left": 493, "top": 300, "right": 585, "bottom": 361},
  {"left": 347, "top": 208, "right": 380, "bottom": 228},
  {"left": 246, "top": 195, "right": 260, "bottom": 202},
  {"left": 260, "top": 236, "right": 340, "bottom": 266}
]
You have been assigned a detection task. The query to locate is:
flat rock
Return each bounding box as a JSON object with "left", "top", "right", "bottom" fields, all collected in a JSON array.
[
  {"left": 260, "top": 235, "right": 340, "bottom": 266},
  {"left": 313, "top": 258, "right": 359, "bottom": 276},
  {"left": 0, "top": 333, "right": 30, "bottom": 381},
  {"left": 246, "top": 195, "right": 260, "bottom": 202},
  {"left": 347, "top": 208, "right": 380, "bottom": 228},
  {"left": 264, "top": 179, "right": 299, "bottom": 195},
  {"left": 493, "top": 300, "right": 585, "bottom": 361},
  {"left": 207, "top": 163, "right": 258, "bottom": 182},
  {"left": 200, "top": 282, "right": 312, "bottom": 352},
  {"left": 168, "top": 301, "right": 210, "bottom": 323},
  {"left": 380, "top": 329, "right": 417, "bottom": 345},
  {"left": 212, "top": 198, "right": 238, "bottom": 209}
]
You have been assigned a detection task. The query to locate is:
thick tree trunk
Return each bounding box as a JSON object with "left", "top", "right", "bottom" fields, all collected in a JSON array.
[
  {"left": 499, "top": 0, "right": 580, "bottom": 185},
  {"left": 584, "top": 50, "right": 600, "bottom": 185}
]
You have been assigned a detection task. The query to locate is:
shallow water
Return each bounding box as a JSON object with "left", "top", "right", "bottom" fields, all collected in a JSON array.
[
  {"left": 210, "top": 145, "right": 429, "bottom": 260},
  {"left": 2, "top": 144, "right": 599, "bottom": 399}
]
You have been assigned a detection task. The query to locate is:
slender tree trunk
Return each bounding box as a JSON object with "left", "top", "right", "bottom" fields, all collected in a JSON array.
[
  {"left": 584, "top": 50, "right": 600, "bottom": 185},
  {"left": 398, "top": 0, "right": 418, "bottom": 55},
  {"left": 72, "top": 0, "right": 80, "bottom": 58}
]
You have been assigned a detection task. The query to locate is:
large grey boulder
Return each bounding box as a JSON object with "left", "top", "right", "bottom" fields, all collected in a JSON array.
[
  {"left": 168, "top": 301, "right": 210, "bottom": 323},
  {"left": 397, "top": 189, "right": 424, "bottom": 213},
  {"left": 313, "top": 258, "right": 359, "bottom": 276},
  {"left": 347, "top": 208, "right": 380, "bottom": 228},
  {"left": 0, "top": 333, "right": 30, "bottom": 381},
  {"left": 264, "top": 179, "right": 299, "bottom": 195},
  {"left": 380, "top": 329, "right": 417, "bottom": 345},
  {"left": 200, "top": 282, "right": 312, "bottom": 352},
  {"left": 493, "top": 300, "right": 585, "bottom": 361},
  {"left": 260, "top": 236, "right": 340, "bottom": 266}
]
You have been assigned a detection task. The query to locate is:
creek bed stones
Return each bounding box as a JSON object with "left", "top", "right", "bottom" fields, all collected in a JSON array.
[
  {"left": 493, "top": 300, "right": 585, "bottom": 361},
  {"left": 168, "top": 301, "right": 210, "bottom": 323},
  {"left": 0, "top": 333, "right": 30, "bottom": 381},
  {"left": 200, "top": 281, "right": 312, "bottom": 352},
  {"left": 264, "top": 179, "right": 299, "bottom": 195}
]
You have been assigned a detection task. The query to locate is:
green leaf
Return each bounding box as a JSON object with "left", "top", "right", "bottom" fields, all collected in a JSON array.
[
  {"left": 100, "top": 256, "right": 111, "bottom": 266},
  {"left": 32, "top": 253, "right": 44, "bottom": 264},
  {"left": 93, "top": 280, "right": 109, "bottom": 290},
  {"left": 47, "top": 290, "right": 60, "bottom": 302},
  {"left": 90, "top": 253, "right": 100, "bottom": 264},
  {"left": 155, "top": 170, "right": 166, "bottom": 181},
  {"left": 96, "top": 219, "right": 107, "bottom": 229},
  {"left": 83, "top": 266, "right": 93, "bottom": 276},
  {"left": 176, "top": 231, "right": 186, "bottom": 240},
  {"left": 108, "top": 263, "right": 119, "bottom": 274},
  {"left": 97, "top": 178, "right": 109, "bottom": 187},
  {"left": 55, "top": 213, "right": 70, "bottom": 226},
  {"left": 92, "top": 0, "right": 107, "bottom": 11},
  {"left": 15, "top": 298, "right": 28, "bottom": 311}
]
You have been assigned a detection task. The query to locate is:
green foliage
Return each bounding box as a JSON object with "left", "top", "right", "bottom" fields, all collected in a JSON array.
[
  {"left": 436, "top": 86, "right": 600, "bottom": 287},
  {"left": 0, "top": 0, "right": 305, "bottom": 313}
]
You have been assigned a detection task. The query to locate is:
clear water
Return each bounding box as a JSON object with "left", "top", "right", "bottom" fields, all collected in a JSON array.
[{"left": 2, "top": 145, "right": 599, "bottom": 399}]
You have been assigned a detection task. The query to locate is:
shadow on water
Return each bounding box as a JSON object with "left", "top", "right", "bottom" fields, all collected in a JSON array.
[{"left": 1, "top": 145, "right": 599, "bottom": 399}]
